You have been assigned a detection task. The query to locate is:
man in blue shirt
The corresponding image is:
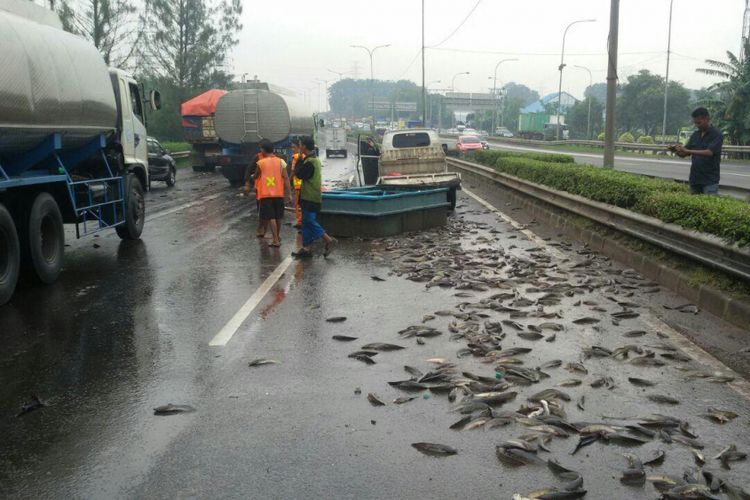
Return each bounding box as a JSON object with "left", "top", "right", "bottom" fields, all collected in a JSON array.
[{"left": 668, "top": 107, "right": 723, "bottom": 194}]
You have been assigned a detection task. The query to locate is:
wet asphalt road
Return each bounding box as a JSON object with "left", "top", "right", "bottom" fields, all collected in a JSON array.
[{"left": 1, "top": 155, "right": 750, "bottom": 499}]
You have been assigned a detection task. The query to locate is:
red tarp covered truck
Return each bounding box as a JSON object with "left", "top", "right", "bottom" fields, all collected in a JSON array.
[{"left": 181, "top": 89, "right": 226, "bottom": 172}]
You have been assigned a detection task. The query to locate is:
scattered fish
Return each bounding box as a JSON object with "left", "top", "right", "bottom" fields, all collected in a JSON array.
[
  {"left": 326, "top": 316, "right": 348, "bottom": 323},
  {"left": 153, "top": 404, "right": 195, "bottom": 415},
  {"left": 411, "top": 442, "right": 457, "bottom": 456},
  {"left": 361, "top": 342, "right": 405, "bottom": 351},
  {"left": 628, "top": 377, "right": 656, "bottom": 387},
  {"left": 248, "top": 359, "right": 280, "bottom": 367},
  {"left": 367, "top": 393, "right": 386, "bottom": 406},
  {"left": 702, "top": 408, "right": 738, "bottom": 424},
  {"left": 332, "top": 335, "right": 358, "bottom": 341}
]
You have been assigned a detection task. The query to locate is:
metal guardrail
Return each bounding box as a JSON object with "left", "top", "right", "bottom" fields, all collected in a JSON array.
[
  {"left": 172, "top": 151, "right": 190, "bottom": 159},
  {"left": 446, "top": 156, "right": 750, "bottom": 282},
  {"left": 440, "top": 134, "right": 750, "bottom": 155}
]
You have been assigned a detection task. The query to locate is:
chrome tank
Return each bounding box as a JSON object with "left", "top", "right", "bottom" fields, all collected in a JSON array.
[
  {"left": 213, "top": 89, "right": 313, "bottom": 145},
  {"left": 0, "top": 0, "right": 117, "bottom": 156}
]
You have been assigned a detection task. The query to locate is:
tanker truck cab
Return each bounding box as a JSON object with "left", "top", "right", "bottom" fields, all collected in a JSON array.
[{"left": 110, "top": 68, "right": 152, "bottom": 189}]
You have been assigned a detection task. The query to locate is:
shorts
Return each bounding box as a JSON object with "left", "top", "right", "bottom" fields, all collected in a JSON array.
[{"left": 258, "top": 197, "right": 285, "bottom": 220}]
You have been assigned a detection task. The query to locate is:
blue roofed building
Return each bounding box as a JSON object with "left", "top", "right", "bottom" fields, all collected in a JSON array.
[
  {"left": 518, "top": 91, "right": 579, "bottom": 139},
  {"left": 519, "top": 92, "right": 579, "bottom": 114}
]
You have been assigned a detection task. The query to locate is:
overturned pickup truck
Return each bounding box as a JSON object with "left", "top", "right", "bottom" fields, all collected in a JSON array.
[{"left": 358, "top": 129, "right": 461, "bottom": 210}]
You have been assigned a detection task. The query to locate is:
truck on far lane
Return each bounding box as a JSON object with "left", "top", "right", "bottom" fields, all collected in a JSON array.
[{"left": 0, "top": 0, "right": 160, "bottom": 305}]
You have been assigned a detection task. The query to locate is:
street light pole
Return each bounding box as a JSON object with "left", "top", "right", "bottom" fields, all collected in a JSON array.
[
  {"left": 661, "top": 0, "right": 674, "bottom": 142},
  {"left": 351, "top": 44, "right": 391, "bottom": 127},
  {"left": 427, "top": 80, "right": 441, "bottom": 128},
  {"left": 327, "top": 69, "right": 348, "bottom": 81},
  {"left": 451, "top": 71, "right": 470, "bottom": 91},
  {"left": 556, "top": 18, "right": 596, "bottom": 140},
  {"left": 492, "top": 58, "right": 518, "bottom": 135},
  {"left": 604, "top": 0, "right": 620, "bottom": 168},
  {"left": 574, "top": 65, "right": 593, "bottom": 139},
  {"left": 421, "top": 0, "right": 426, "bottom": 127},
  {"left": 450, "top": 71, "right": 470, "bottom": 129}
]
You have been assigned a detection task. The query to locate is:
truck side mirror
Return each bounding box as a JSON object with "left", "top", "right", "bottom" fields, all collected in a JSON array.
[{"left": 149, "top": 90, "right": 162, "bottom": 110}]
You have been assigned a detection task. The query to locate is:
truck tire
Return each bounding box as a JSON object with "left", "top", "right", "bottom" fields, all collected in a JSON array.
[
  {"left": 447, "top": 187, "right": 457, "bottom": 211},
  {"left": 21, "top": 192, "right": 64, "bottom": 284},
  {"left": 0, "top": 203, "right": 20, "bottom": 304},
  {"left": 116, "top": 173, "right": 145, "bottom": 240}
]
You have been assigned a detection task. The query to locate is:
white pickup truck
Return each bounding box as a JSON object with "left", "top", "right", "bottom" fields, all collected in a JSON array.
[{"left": 367, "top": 129, "right": 461, "bottom": 210}]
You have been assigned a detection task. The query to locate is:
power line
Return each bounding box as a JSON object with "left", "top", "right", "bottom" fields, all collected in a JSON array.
[{"left": 427, "top": 0, "right": 482, "bottom": 48}]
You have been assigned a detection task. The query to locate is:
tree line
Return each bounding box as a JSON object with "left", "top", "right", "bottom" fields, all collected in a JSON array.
[{"left": 50, "top": 0, "right": 243, "bottom": 140}]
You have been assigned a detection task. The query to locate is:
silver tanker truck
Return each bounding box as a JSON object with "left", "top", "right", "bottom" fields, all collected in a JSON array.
[
  {"left": 208, "top": 82, "right": 314, "bottom": 186},
  {"left": 0, "top": 0, "right": 160, "bottom": 304}
]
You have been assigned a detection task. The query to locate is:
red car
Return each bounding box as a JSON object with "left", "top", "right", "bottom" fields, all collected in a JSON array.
[{"left": 456, "top": 135, "right": 484, "bottom": 153}]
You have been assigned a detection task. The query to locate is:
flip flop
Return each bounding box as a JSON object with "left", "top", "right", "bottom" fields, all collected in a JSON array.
[
  {"left": 269, "top": 242, "right": 281, "bottom": 247},
  {"left": 292, "top": 249, "right": 313, "bottom": 259},
  {"left": 323, "top": 237, "right": 337, "bottom": 257}
]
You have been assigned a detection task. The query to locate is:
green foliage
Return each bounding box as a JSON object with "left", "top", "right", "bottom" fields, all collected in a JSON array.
[
  {"left": 144, "top": 0, "right": 242, "bottom": 94},
  {"left": 597, "top": 132, "right": 606, "bottom": 141},
  {"left": 469, "top": 152, "right": 750, "bottom": 246},
  {"left": 329, "top": 79, "right": 423, "bottom": 120},
  {"left": 619, "top": 132, "right": 635, "bottom": 143},
  {"left": 472, "top": 149, "right": 574, "bottom": 165},
  {"left": 567, "top": 97, "right": 604, "bottom": 139},
  {"left": 696, "top": 40, "right": 750, "bottom": 145},
  {"left": 619, "top": 70, "right": 691, "bottom": 136},
  {"left": 637, "top": 135, "right": 654, "bottom": 144},
  {"left": 160, "top": 141, "right": 190, "bottom": 152},
  {"left": 636, "top": 192, "right": 750, "bottom": 246}
]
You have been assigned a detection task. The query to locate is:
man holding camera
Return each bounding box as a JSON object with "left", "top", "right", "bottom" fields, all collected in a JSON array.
[{"left": 668, "top": 107, "right": 723, "bottom": 195}]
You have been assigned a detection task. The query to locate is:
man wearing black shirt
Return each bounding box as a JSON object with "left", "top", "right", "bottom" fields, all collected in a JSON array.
[{"left": 668, "top": 107, "right": 723, "bottom": 195}]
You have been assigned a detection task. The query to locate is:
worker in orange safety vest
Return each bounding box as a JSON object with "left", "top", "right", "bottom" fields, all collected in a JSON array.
[{"left": 252, "top": 139, "right": 293, "bottom": 246}]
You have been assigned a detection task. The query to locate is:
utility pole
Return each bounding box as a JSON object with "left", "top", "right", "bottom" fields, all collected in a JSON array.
[
  {"left": 421, "top": 0, "right": 427, "bottom": 127},
  {"left": 604, "top": 0, "right": 620, "bottom": 168},
  {"left": 492, "top": 59, "right": 518, "bottom": 135},
  {"left": 574, "top": 65, "right": 593, "bottom": 139},
  {"left": 351, "top": 44, "right": 391, "bottom": 127},
  {"left": 661, "top": 0, "right": 674, "bottom": 142}
]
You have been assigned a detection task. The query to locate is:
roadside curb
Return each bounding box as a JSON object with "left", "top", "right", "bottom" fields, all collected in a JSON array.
[{"left": 453, "top": 165, "right": 750, "bottom": 333}]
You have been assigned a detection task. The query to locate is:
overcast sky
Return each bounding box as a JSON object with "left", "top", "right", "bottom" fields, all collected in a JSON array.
[{"left": 232, "top": 0, "right": 744, "bottom": 108}]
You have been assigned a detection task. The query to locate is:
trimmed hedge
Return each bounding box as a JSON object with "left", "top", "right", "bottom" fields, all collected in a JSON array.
[
  {"left": 637, "top": 135, "right": 654, "bottom": 144},
  {"left": 467, "top": 151, "right": 750, "bottom": 246},
  {"left": 472, "top": 149, "right": 575, "bottom": 165},
  {"left": 637, "top": 192, "right": 750, "bottom": 247},
  {"left": 619, "top": 132, "right": 635, "bottom": 143}
]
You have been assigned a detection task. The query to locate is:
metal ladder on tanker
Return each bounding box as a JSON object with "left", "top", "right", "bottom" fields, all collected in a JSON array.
[{"left": 241, "top": 91, "right": 260, "bottom": 143}]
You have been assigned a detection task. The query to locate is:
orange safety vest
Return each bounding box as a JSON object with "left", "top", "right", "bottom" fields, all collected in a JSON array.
[
  {"left": 291, "top": 153, "right": 303, "bottom": 190},
  {"left": 254, "top": 152, "right": 266, "bottom": 196},
  {"left": 256, "top": 156, "right": 285, "bottom": 199}
]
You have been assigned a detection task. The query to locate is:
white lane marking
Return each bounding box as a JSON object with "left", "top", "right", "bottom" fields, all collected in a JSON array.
[
  {"left": 642, "top": 315, "right": 750, "bottom": 402},
  {"left": 462, "top": 188, "right": 567, "bottom": 260},
  {"left": 208, "top": 256, "right": 294, "bottom": 346},
  {"left": 464, "top": 187, "right": 750, "bottom": 401},
  {"left": 147, "top": 193, "right": 224, "bottom": 222}
]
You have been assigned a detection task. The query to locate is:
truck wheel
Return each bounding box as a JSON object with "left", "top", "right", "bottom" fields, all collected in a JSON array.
[
  {"left": 116, "top": 173, "right": 145, "bottom": 240},
  {"left": 22, "top": 193, "right": 64, "bottom": 284},
  {"left": 0, "top": 203, "right": 20, "bottom": 304},
  {"left": 447, "top": 188, "right": 457, "bottom": 211},
  {"left": 342, "top": 150, "right": 348, "bottom": 158}
]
